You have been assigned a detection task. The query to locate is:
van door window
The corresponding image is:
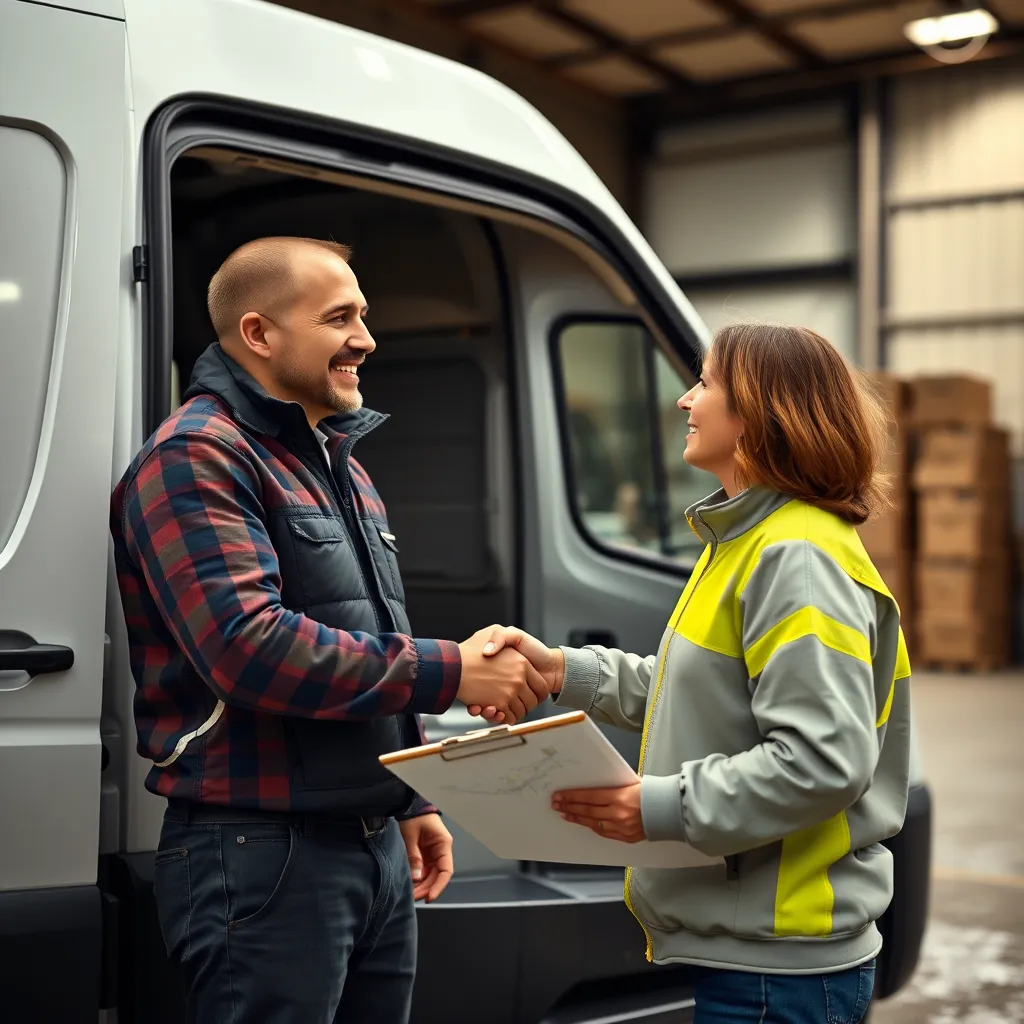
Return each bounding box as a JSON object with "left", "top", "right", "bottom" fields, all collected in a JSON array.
[
  {"left": 555, "top": 319, "right": 716, "bottom": 566},
  {"left": 0, "top": 126, "right": 66, "bottom": 551}
]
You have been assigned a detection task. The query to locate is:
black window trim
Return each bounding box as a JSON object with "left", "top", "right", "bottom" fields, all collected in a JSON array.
[
  {"left": 140, "top": 94, "right": 705, "bottom": 436},
  {"left": 549, "top": 313, "right": 706, "bottom": 579}
]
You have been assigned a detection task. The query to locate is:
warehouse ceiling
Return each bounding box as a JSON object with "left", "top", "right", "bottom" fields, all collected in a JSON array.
[{"left": 411, "top": 0, "right": 1024, "bottom": 108}]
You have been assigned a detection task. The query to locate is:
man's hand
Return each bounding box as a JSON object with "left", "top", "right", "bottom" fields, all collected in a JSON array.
[
  {"left": 399, "top": 814, "right": 454, "bottom": 903},
  {"left": 457, "top": 626, "right": 550, "bottom": 725},
  {"left": 552, "top": 782, "right": 645, "bottom": 844},
  {"left": 466, "top": 626, "right": 565, "bottom": 722}
]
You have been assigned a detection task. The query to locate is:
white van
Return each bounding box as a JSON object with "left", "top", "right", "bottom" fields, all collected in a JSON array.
[{"left": 0, "top": 1, "right": 932, "bottom": 1020}]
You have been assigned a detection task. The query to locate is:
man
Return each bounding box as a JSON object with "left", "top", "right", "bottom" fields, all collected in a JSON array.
[{"left": 110, "top": 236, "right": 548, "bottom": 1023}]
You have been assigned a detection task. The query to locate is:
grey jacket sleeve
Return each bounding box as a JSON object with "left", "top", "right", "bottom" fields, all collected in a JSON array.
[
  {"left": 554, "top": 645, "right": 656, "bottom": 734},
  {"left": 642, "top": 540, "right": 882, "bottom": 855}
]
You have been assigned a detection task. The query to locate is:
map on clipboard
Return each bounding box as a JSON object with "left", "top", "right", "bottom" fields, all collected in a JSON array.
[{"left": 380, "top": 710, "right": 718, "bottom": 869}]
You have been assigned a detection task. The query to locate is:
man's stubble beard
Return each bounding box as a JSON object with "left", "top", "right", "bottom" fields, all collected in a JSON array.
[
  {"left": 277, "top": 357, "right": 362, "bottom": 416},
  {"left": 324, "top": 375, "right": 363, "bottom": 415}
]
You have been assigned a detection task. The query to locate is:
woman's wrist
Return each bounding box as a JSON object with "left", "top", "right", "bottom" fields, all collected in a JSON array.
[{"left": 548, "top": 647, "right": 565, "bottom": 695}]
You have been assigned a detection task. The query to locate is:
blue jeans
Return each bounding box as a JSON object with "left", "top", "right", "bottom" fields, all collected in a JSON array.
[
  {"left": 692, "top": 961, "right": 876, "bottom": 1024},
  {"left": 153, "top": 803, "right": 417, "bottom": 1024}
]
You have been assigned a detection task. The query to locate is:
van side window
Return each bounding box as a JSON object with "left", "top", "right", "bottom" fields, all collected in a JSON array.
[
  {"left": 0, "top": 126, "right": 66, "bottom": 551},
  {"left": 555, "top": 320, "right": 716, "bottom": 566}
]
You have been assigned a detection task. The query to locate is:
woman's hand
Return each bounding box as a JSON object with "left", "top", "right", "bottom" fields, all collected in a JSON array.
[
  {"left": 552, "top": 781, "right": 645, "bottom": 843},
  {"left": 467, "top": 626, "right": 565, "bottom": 722}
]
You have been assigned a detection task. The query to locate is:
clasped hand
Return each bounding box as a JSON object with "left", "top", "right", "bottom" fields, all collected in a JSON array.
[{"left": 455, "top": 625, "right": 564, "bottom": 726}]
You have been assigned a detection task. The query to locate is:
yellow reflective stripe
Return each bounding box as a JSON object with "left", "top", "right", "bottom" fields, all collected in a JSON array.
[
  {"left": 668, "top": 544, "right": 712, "bottom": 631},
  {"left": 877, "top": 629, "right": 911, "bottom": 727},
  {"left": 895, "top": 628, "right": 912, "bottom": 681},
  {"left": 673, "top": 546, "right": 744, "bottom": 658},
  {"left": 876, "top": 682, "right": 895, "bottom": 728},
  {"left": 732, "top": 501, "right": 894, "bottom": 611},
  {"left": 775, "top": 812, "right": 851, "bottom": 937},
  {"left": 745, "top": 607, "right": 871, "bottom": 680}
]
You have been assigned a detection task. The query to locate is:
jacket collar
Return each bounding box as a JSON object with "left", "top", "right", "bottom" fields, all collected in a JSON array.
[
  {"left": 184, "top": 343, "right": 387, "bottom": 442},
  {"left": 686, "top": 486, "right": 792, "bottom": 546}
]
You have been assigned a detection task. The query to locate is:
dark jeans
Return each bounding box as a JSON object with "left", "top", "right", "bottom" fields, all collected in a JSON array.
[
  {"left": 692, "top": 961, "right": 875, "bottom": 1023},
  {"left": 154, "top": 803, "right": 416, "bottom": 1024}
]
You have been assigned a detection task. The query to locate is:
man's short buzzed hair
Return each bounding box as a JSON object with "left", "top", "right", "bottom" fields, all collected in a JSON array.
[{"left": 207, "top": 236, "right": 352, "bottom": 341}]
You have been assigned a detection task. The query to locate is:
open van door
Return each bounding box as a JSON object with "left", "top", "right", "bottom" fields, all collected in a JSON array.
[
  {"left": 0, "top": 2, "right": 125, "bottom": 1017},
  {"left": 500, "top": 225, "right": 714, "bottom": 764}
]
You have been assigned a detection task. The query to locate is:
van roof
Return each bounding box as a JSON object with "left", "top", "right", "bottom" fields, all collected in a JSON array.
[
  {"left": 123, "top": 0, "right": 608, "bottom": 207},
  {"left": 117, "top": 0, "right": 702, "bottom": 338}
]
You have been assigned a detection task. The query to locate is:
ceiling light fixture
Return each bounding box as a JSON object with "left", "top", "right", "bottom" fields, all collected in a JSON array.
[{"left": 904, "top": 5, "right": 999, "bottom": 64}]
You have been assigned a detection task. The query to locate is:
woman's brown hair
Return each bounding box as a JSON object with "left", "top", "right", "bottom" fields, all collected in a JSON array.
[{"left": 707, "top": 323, "right": 892, "bottom": 525}]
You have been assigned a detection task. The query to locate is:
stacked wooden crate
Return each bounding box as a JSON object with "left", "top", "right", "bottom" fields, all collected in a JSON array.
[
  {"left": 858, "top": 373, "right": 914, "bottom": 644},
  {"left": 909, "top": 376, "right": 1013, "bottom": 671}
]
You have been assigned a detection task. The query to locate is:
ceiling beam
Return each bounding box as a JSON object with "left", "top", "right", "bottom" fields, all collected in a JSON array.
[
  {"left": 634, "top": 32, "right": 1024, "bottom": 130},
  {"left": 537, "top": 3, "right": 698, "bottom": 91},
  {"left": 435, "top": 0, "right": 698, "bottom": 89},
  {"left": 437, "top": 0, "right": 535, "bottom": 14},
  {"left": 701, "top": 0, "right": 824, "bottom": 67},
  {"left": 546, "top": 0, "right": 907, "bottom": 69}
]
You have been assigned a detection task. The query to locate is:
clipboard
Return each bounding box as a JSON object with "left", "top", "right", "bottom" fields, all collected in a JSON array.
[{"left": 380, "top": 711, "right": 718, "bottom": 869}]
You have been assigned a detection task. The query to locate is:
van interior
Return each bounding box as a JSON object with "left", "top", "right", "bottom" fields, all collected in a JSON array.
[{"left": 169, "top": 149, "right": 522, "bottom": 646}]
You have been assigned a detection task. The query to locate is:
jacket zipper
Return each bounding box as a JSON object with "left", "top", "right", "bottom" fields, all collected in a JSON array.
[
  {"left": 332, "top": 440, "right": 397, "bottom": 633},
  {"left": 301, "top": 432, "right": 391, "bottom": 633},
  {"left": 624, "top": 511, "right": 718, "bottom": 962}
]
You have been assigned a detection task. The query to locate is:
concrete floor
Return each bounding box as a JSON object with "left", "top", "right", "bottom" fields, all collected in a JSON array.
[{"left": 874, "top": 674, "right": 1024, "bottom": 1024}]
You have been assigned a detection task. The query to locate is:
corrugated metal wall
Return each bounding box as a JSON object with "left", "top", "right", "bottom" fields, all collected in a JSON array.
[
  {"left": 642, "top": 103, "right": 858, "bottom": 358},
  {"left": 884, "top": 61, "right": 1024, "bottom": 455}
]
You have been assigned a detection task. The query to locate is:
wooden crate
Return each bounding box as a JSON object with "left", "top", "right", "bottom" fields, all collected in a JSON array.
[
  {"left": 907, "top": 375, "right": 991, "bottom": 428},
  {"left": 915, "top": 558, "right": 1010, "bottom": 623},
  {"left": 917, "top": 489, "right": 1010, "bottom": 559},
  {"left": 917, "top": 613, "right": 1009, "bottom": 672},
  {"left": 867, "top": 373, "right": 911, "bottom": 480},
  {"left": 913, "top": 427, "right": 1010, "bottom": 490}
]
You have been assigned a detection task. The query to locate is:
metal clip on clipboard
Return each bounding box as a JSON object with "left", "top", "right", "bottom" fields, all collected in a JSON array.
[{"left": 439, "top": 724, "right": 527, "bottom": 761}]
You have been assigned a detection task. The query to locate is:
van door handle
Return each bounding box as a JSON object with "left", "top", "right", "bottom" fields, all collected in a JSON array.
[
  {"left": 567, "top": 629, "right": 617, "bottom": 648},
  {"left": 0, "top": 635, "right": 75, "bottom": 676}
]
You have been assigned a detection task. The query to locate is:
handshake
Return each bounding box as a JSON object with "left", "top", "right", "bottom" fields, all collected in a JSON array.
[{"left": 455, "top": 626, "right": 566, "bottom": 725}]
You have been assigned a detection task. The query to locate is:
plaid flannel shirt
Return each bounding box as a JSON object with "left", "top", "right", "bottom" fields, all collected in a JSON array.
[{"left": 110, "top": 351, "right": 461, "bottom": 814}]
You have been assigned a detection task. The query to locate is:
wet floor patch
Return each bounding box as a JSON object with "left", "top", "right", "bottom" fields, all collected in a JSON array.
[{"left": 873, "top": 878, "right": 1024, "bottom": 1024}]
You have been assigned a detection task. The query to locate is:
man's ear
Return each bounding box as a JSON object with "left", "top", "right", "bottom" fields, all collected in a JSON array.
[{"left": 238, "top": 311, "right": 272, "bottom": 360}]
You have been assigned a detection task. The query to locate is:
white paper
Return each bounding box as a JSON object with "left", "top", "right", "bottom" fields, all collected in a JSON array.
[{"left": 382, "top": 712, "right": 718, "bottom": 869}]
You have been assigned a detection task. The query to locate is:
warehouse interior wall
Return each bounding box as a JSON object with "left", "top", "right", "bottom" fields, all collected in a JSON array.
[
  {"left": 883, "top": 61, "right": 1024, "bottom": 485},
  {"left": 641, "top": 103, "right": 859, "bottom": 360},
  {"left": 882, "top": 58, "right": 1024, "bottom": 662}
]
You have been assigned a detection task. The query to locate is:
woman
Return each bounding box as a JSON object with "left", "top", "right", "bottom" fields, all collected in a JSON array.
[{"left": 475, "top": 323, "right": 911, "bottom": 1023}]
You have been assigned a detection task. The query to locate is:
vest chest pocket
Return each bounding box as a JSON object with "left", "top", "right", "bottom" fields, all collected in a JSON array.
[
  {"left": 367, "top": 522, "right": 405, "bottom": 603},
  {"left": 281, "top": 516, "right": 364, "bottom": 611}
]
